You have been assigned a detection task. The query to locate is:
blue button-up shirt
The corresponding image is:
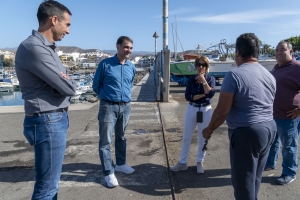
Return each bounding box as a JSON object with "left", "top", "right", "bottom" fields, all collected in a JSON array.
[
  {"left": 92, "top": 54, "right": 136, "bottom": 102},
  {"left": 185, "top": 74, "right": 216, "bottom": 104}
]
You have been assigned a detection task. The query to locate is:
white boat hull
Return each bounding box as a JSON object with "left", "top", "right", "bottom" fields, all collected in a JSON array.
[
  {"left": 170, "top": 60, "right": 277, "bottom": 77},
  {"left": 0, "top": 82, "right": 14, "bottom": 93}
]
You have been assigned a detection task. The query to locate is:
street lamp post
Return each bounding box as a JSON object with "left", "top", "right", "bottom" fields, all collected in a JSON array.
[
  {"left": 153, "top": 32, "right": 159, "bottom": 57},
  {"left": 163, "top": 0, "right": 168, "bottom": 50}
]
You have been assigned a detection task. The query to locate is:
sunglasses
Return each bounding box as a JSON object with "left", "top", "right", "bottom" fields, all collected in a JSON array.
[{"left": 196, "top": 63, "right": 207, "bottom": 67}]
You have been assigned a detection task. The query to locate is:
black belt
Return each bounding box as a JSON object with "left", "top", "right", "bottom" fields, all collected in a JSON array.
[
  {"left": 101, "top": 99, "right": 129, "bottom": 105},
  {"left": 189, "top": 102, "right": 210, "bottom": 107},
  {"left": 26, "top": 107, "right": 68, "bottom": 116},
  {"left": 40, "top": 107, "right": 68, "bottom": 114}
]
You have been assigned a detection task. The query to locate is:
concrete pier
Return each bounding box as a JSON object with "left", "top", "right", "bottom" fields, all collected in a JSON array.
[{"left": 1, "top": 73, "right": 300, "bottom": 200}]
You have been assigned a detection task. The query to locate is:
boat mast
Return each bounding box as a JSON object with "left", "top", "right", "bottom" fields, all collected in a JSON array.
[
  {"left": 175, "top": 15, "right": 177, "bottom": 60},
  {"left": 172, "top": 23, "right": 176, "bottom": 60}
]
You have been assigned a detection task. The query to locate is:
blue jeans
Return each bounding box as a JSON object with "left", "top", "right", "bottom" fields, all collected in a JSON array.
[
  {"left": 23, "top": 110, "right": 69, "bottom": 200},
  {"left": 229, "top": 120, "right": 276, "bottom": 200},
  {"left": 98, "top": 101, "right": 131, "bottom": 176},
  {"left": 265, "top": 118, "right": 300, "bottom": 177}
]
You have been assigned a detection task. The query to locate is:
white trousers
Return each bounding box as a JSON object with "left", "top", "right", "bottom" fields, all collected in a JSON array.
[{"left": 179, "top": 104, "right": 212, "bottom": 164}]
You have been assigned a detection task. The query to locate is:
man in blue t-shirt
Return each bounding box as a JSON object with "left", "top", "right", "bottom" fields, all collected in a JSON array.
[{"left": 203, "top": 33, "right": 276, "bottom": 200}]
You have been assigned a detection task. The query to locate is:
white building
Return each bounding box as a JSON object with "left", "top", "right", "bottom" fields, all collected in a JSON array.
[
  {"left": 57, "top": 50, "right": 63, "bottom": 56},
  {"left": 138, "top": 56, "right": 154, "bottom": 66},
  {"left": 56, "top": 49, "right": 113, "bottom": 63},
  {"left": 132, "top": 56, "right": 142, "bottom": 64},
  {"left": 78, "top": 62, "right": 96, "bottom": 68}
]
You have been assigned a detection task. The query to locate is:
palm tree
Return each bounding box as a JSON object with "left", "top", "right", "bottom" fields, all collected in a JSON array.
[
  {"left": 283, "top": 36, "right": 300, "bottom": 51},
  {"left": 262, "top": 44, "right": 271, "bottom": 55}
]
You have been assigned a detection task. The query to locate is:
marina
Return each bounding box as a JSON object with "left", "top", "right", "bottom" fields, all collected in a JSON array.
[
  {"left": 169, "top": 39, "right": 278, "bottom": 85},
  {"left": 1, "top": 0, "right": 300, "bottom": 199},
  {"left": 1, "top": 72, "right": 299, "bottom": 200},
  {"left": 0, "top": 30, "right": 298, "bottom": 200},
  {"left": 0, "top": 66, "right": 148, "bottom": 106}
]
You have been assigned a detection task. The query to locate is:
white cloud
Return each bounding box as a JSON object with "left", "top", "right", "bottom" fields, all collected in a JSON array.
[
  {"left": 180, "top": 9, "right": 298, "bottom": 24},
  {"left": 154, "top": 8, "right": 194, "bottom": 19},
  {"left": 264, "top": 19, "right": 300, "bottom": 35},
  {"left": 168, "top": 8, "right": 195, "bottom": 16}
]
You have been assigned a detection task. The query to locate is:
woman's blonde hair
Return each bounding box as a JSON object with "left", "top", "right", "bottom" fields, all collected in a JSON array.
[{"left": 194, "top": 55, "right": 210, "bottom": 73}]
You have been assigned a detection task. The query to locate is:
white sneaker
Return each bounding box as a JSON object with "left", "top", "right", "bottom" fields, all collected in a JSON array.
[
  {"left": 197, "top": 162, "right": 204, "bottom": 174},
  {"left": 170, "top": 162, "right": 188, "bottom": 172},
  {"left": 105, "top": 173, "right": 119, "bottom": 188},
  {"left": 115, "top": 164, "right": 135, "bottom": 174}
]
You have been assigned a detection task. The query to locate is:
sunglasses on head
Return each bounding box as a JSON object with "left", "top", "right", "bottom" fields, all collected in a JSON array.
[{"left": 196, "top": 63, "right": 207, "bottom": 67}]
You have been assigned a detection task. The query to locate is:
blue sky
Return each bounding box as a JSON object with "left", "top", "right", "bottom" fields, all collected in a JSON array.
[{"left": 1, "top": 0, "right": 299, "bottom": 52}]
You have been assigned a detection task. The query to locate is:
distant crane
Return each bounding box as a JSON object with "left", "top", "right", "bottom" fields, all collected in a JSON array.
[{"left": 206, "top": 39, "right": 236, "bottom": 59}]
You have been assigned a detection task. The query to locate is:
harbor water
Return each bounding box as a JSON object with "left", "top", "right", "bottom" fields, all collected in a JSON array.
[
  {"left": 0, "top": 91, "right": 24, "bottom": 106},
  {"left": 0, "top": 91, "right": 91, "bottom": 106}
]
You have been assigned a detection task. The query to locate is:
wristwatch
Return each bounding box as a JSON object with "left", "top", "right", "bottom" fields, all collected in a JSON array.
[{"left": 202, "top": 82, "right": 207, "bottom": 85}]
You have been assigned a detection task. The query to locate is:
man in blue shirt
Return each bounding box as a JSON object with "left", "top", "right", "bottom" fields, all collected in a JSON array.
[{"left": 93, "top": 36, "right": 136, "bottom": 188}]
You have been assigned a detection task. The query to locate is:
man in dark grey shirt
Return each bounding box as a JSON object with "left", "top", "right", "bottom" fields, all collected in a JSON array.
[{"left": 15, "top": 1, "right": 77, "bottom": 199}]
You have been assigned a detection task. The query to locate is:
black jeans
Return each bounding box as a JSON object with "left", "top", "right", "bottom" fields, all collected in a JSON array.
[{"left": 228, "top": 120, "right": 276, "bottom": 200}]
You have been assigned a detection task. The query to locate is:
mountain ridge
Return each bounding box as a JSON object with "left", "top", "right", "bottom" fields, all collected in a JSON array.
[
  {"left": 0, "top": 46, "right": 200, "bottom": 57},
  {"left": 0, "top": 46, "right": 156, "bottom": 56}
]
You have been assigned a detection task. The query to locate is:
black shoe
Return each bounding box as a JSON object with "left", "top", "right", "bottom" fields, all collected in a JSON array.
[
  {"left": 276, "top": 175, "right": 296, "bottom": 185},
  {"left": 264, "top": 167, "right": 275, "bottom": 171}
]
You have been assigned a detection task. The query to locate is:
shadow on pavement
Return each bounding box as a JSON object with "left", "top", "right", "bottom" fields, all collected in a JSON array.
[
  {"left": 0, "top": 163, "right": 172, "bottom": 197},
  {"left": 261, "top": 176, "right": 282, "bottom": 186},
  {"left": 171, "top": 168, "right": 232, "bottom": 193}
]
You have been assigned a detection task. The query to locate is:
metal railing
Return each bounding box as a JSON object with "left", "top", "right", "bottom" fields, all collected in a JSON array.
[{"left": 153, "top": 50, "right": 170, "bottom": 102}]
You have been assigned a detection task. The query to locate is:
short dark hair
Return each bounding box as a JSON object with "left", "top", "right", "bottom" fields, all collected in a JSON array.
[
  {"left": 278, "top": 41, "right": 293, "bottom": 50},
  {"left": 235, "top": 33, "right": 260, "bottom": 59},
  {"left": 37, "top": 0, "right": 72, "bottom": 25},
  {"left": 116, "top": 36, "right": 133, "bottom": 45}
]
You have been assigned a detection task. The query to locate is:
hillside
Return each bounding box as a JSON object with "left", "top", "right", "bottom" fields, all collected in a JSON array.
[
  {"left": 0, "top": 46, "right": 155, "bottom": 56},
  {"left": 56, "top": 46, "right": 100, "bottom": 53}
]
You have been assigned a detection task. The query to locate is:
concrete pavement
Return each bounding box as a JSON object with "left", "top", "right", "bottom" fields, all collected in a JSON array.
[
  {"left": 161, "top": 84, "right": 300, "bottom": 200},
  {"left": 0, "top": 72, "right": 172, "bottom": 200}
]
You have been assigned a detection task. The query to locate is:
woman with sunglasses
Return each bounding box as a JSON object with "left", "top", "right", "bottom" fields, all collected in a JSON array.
[{"left": 170, "top": 55, "right": 216, "bottom": 173}]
